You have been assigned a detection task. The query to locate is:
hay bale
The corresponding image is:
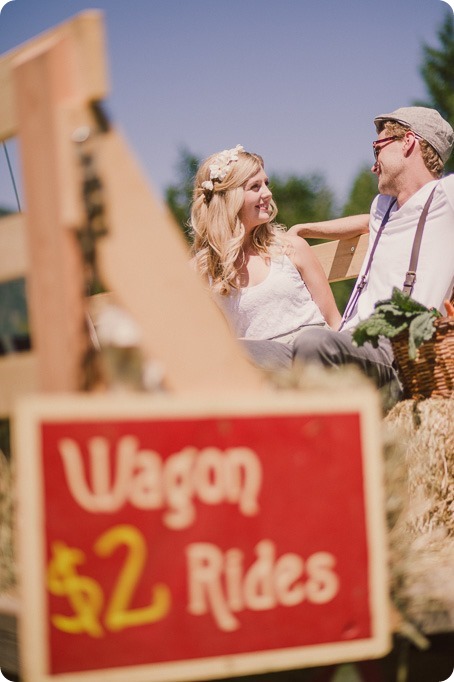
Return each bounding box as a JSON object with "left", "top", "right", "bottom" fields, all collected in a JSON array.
[{"left": 385, "top": 397, "right": 454, "bottom": 634}]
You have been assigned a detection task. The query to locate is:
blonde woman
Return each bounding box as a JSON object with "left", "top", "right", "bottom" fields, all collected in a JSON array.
[{"left": 190, "top": 145, "right": 341, "bottom": 370}]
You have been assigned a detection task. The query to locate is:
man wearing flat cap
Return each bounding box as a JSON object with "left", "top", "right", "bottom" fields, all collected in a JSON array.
[
  {"left": 253, "top": 106, "right": 454, "bottom": 399},
  {"left": 290, "top": 106, "right": 454, "bottom": 397},
  {"left": 338, "top": 106, "right": 454, "bottom": 327}
]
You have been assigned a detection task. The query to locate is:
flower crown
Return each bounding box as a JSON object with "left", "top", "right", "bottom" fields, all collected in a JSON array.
[{"left": 201, "top": 144, "right": 244, "bottom": 198}]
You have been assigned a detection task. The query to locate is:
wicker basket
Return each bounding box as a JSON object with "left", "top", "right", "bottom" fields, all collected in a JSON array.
[{"left": 391, "top": 316, "right": 454, "bottom": 399}]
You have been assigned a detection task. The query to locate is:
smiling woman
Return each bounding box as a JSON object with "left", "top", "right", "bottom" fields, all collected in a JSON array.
[
  {"left": 237, "top": 167, "right": 273, "bottom": 235},
  {"left": 189, "top": 146, "right": 341, "bottom": 371}
]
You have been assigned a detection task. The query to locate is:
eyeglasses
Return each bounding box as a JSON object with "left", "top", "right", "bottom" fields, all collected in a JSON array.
[{"left": 372, "top": 135, "right": 399, "bottom": 161}]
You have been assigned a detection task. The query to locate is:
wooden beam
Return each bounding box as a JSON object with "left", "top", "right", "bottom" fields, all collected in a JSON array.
[
  {"left": 0, "top": 353, "right": 37, "bottom": 417},
  {"left": 0, "top": 10, "right": 108, "bottom": 142},
  {"left": 12, "top": 34, "right": 91, "bottom": 391},
  {"left": 0, "top": 214, "right": 27, "bottom": 282}
]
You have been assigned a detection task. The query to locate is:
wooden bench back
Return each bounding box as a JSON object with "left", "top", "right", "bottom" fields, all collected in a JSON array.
[{"left": 311, "top": 234, "right": 368, "bottom": 283}]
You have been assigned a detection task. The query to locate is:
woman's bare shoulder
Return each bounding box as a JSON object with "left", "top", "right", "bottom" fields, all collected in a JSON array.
[{"left": 283, "top": 232, "right": 311, "bottom": 252}]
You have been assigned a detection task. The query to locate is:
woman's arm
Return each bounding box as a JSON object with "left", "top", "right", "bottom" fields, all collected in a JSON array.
[
  {"left": 287, "top": 236, "right": 342, "bottom": 330},
  {"left": 288, "top": 214, "right": 370, "bottom": 240}
]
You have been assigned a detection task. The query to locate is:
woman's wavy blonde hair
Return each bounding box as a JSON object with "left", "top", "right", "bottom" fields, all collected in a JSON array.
[{"left": 190, "top": 149, "right": 286, "bottom": 295}]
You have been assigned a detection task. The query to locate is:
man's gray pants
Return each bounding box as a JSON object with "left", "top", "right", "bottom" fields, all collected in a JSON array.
[{"left": 241, "top": 327, "right": 401, "bottom": 393}]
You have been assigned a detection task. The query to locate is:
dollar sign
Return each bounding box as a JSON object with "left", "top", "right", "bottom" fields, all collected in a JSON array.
[{"left": 47, "top": 541, "right": 104, "bottom": 637}]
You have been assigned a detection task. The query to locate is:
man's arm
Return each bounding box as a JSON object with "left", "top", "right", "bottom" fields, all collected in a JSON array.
[{"left": 288, "top": 214, "right": 370, "bottom": 240}]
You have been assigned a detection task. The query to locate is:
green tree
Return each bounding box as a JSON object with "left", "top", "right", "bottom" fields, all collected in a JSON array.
[
  {"left": 415, "top": 11, "right": 454, "bottom": 173},
  {"left": 271, "top": 172, "right": 335, "bottom": 229},
  {"left": 165, "top": 147, "right": 200, "bottom": 241},
  {"left": 341, "top": 166, "right": 377, "bottom": 216}
]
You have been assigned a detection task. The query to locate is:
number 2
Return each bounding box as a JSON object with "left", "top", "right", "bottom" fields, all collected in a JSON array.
[
  {"left": 48, "top": 525, "right": 171, "bottom": 636},
  {"left": 94, "top": 525, "right": 171, "bottom": 631}
]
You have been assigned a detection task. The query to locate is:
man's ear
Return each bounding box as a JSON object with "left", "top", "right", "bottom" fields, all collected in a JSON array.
[{"left": 402, "top": 130, "right": 418, "bottom": 157}]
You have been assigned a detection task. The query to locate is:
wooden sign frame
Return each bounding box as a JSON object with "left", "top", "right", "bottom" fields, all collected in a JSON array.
[{"left": 15, "top": 389, "right": 389, "bottom": 682}]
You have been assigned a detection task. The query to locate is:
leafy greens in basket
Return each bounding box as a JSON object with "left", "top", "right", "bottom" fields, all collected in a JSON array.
[{"left": 352, "top": 287, "right": 441, "bottom": 360}]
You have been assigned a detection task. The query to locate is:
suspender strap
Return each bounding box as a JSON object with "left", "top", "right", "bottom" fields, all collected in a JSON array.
[
  {"left": 340, "top": 198, "right": 397, "bottom": 329},
  {"left": 341, "top": 183, "right": 439, "bottom": 329},
  {"left": 402, "top": 185, "right": 437, "bottom": 296}
]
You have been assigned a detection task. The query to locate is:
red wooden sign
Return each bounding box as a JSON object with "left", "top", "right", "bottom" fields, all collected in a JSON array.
[{"left": 15, "top": 391, "right": 389, "bottom": 682}]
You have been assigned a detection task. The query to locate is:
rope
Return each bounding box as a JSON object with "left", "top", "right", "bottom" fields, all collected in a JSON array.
[{"left": 2, "top": 142, "right": 21, "bottom": 213}]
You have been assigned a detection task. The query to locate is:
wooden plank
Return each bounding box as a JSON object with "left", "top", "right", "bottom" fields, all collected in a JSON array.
[
  {"left": 0, "top": 10, "right": 108, "bottom": 142},
  {"left": 12, "top": 33, "right": 91, "bottom": 392},
  {"left": 0, "top": 213, "right": 27, "bottom": 282},
  {"left": 312, "top": 233, "right": 369, "bottom": 283},
  {"left": 0, "top": 352, "right": 37, "bottom": 417}
]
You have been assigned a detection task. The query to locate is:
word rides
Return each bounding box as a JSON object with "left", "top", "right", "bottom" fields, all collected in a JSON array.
[{"left": 187, "top": 540, "right": 340, "bottom": 631}]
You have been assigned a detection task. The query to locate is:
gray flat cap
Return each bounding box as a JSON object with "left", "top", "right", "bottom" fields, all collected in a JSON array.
[{"left": 374, "top": 106, "right": 454, "bottom": 164}]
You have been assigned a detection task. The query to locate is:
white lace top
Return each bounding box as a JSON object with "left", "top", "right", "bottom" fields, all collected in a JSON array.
[{"left": 215, "top": 254, "right": 325, "bottom": 340}]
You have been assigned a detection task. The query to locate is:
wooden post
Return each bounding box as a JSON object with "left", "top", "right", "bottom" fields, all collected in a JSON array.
[
  {"left": 12, "top": 34, "right": 92, "bottom": 391},
  {"left": 0, "top": 10, "right": 108, "bottom": 141}
]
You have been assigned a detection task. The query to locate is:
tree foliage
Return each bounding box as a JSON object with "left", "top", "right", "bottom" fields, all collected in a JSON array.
[
  {"left": 341, "top": 166, "right": 377, "bottom": 216},
  {"left": 415, "top": 11, "right": 454, "bottom": 173},
  {"left": 270, "top": 173, "right": 335, "bottom": 228},
  {"left": 165, "top": 147, "right": 200, "bottom": 241}
]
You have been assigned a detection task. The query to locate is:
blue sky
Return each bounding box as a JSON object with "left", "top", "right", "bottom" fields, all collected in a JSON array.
[{"left": 0, "top": 0, "right": 450, "bottom": 214}]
